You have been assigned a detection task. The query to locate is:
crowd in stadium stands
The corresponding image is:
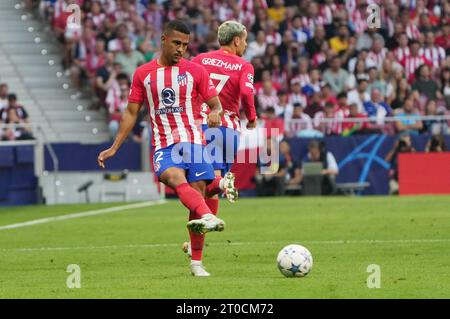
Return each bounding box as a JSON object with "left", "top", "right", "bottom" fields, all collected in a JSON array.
[
  {"left": 38, "top": 0, "right": 450, "bottom": 140},
  {"left": 0, "top": 83, "right": 34, "bottom": 141}
]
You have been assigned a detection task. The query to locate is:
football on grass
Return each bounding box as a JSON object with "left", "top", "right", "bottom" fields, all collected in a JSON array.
[{"left": 277, "top": 244, "right": 313, "bottom": 278}]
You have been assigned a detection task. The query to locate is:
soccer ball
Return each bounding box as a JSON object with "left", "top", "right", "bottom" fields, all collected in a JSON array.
[{"left": 277, "top": 244, "right": 313, "bottom": 278}]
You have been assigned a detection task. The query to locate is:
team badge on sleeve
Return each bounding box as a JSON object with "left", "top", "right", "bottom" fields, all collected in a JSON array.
[{"left": 247, "top": 73, "right": 254, "bottom": 83}]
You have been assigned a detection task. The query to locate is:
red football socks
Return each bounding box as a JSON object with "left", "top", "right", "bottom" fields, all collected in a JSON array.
[
  {"left": 206, "top": 176, "right": 222, "bottom": 197},
  {"left": 205, "top": 198, "right": 219, "bottom": 215},
  {"left": 175, "top": 183, "right": 211, "bottom": 217},
  {"left": 189, "top": 210, "right": 205, "bottom": 261}
]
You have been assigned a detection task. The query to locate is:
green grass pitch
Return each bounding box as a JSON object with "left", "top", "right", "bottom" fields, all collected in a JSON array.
[{"left": 0, "top": 196, "right": 449, "bottom": 298}]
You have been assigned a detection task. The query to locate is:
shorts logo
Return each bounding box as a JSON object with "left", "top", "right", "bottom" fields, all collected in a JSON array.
[
  {"left": 161, "top": 88, "right": 175, "bottom": 107},
  {"left": 177, "top": 74, "right": 187, "bottom": 86},
  {"left": 154, "top": 161, "right": 161, "bottom": 172},
  {"left": 247, "top": 73, "right": 254, "bottom": 83}
]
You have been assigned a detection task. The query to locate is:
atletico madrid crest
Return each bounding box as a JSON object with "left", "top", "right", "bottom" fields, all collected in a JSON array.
[{"left": 178, "top": 74, "right": 187, "bottom": 86}]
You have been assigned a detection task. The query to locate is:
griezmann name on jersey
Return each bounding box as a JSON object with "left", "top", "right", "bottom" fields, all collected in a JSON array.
[
  {"left": 192, "top": 50, "right": 256, "bottom": 131},
  {"left": 128, "top": 58, "right": 217, "bottom": 151}
]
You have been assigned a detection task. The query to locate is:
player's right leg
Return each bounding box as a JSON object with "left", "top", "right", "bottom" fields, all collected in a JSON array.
[{"left": 155, "top": 144, "right": 216, "bottom": 225}]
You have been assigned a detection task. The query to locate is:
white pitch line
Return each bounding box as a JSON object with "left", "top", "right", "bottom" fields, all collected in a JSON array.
[
  {"left": 0, "top": 200, "right": 167, "bottom": 231},
  {"left": 1, "top": 238, "right": 449, "bottom": 253}
]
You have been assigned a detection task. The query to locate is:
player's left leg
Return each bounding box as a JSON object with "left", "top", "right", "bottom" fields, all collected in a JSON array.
[{"left": 204, "top": 127, "right": 240, "bottom": 202}]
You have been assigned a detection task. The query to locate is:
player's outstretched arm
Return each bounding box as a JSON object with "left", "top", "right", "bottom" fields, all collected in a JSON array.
[
  {"left": 205, "top": 96, "right": 223, "bottom": 128},
  {"left": 97, "top": 102, "right": 142, "bottom": 168}
]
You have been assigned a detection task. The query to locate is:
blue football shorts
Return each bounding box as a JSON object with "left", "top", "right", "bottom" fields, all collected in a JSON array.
[
  {"left": 202, "top": 125, "right": 240, "bottom": 177},
  {"left": 153, "top": 142, "right": 215, "bottom": 183}
]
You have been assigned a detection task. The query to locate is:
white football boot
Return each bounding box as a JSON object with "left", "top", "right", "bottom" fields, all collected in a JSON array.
[
  {"left": 190, "top": 261, "right": 210, "bottom": 277},
  {"left": 186, "top": 213, "right": 225, "bottom": 234},
  {"left": 223, "top": 172, "right": 238, "bottom": 203}
]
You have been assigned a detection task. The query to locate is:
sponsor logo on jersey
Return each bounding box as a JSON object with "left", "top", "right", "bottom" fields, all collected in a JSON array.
[
  {"left": 155, "top": 107, "right": 184, "bottom": 115},
  {"left": 161, "top": 87, "right": 176, "bottom": 107}
]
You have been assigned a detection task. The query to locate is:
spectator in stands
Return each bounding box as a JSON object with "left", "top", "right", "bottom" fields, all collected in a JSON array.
[
  {"left": 363, "top": 88, "right": 393, "bottom": 125},
  {"left": 257, "top": 80, "right": 279, "bottom": 114},
  {"left": 115, "top": 37, "right": 146, "bottom": 77},
  {"left": 305, "top": 24, "right": 326, "bottom": 57},
  {"left": 395, "top": 97, "right": 423, "bottom": 135},
  {"left": 425, "top": 135, "right": 448, "bottom": 152},
  {"left": 284, "top": 103, "right": 313, "bottom": 137},
  {"left": 385, "top": 134, "right": 416, "bottom": 195},
  {"left": 401, "top": 40, "right": 432, "bottom": 83},
  {"left": 441, "top": 67, "right": 450, "bottom": 108},
  {"left": 0, "top": 83, "right": 9, "bottom": 111},
  {"left": 367, "top": 67, "right": 389, "bottom": 98},
  {"left": 304, "top": 91, "right": 325, "bottom": 119},
  {"left": 421, "top": 100, "right": 448, "bottom": 135},
  {"left": 301, "top": 140, "right": 338, "bottom": 195},
  {"left": 329, "top": 23, "right": 350, "bottom": 54},
  {"left": 412, "top": 64, "right": 443, "bottom": 102},
  {"left": 391, "top": 78, "right": 411, "bottom": 112},
  {"left": 347, "top": 77, "right": 370, "bottom": 113},
  {"left": 314, "top": 102, "right": 341, "bottom": 136},
  {"left": 421, "top": 32, "right": 447, "bottom": 69},
  {"left": 302, "top": 68, "right": 323, "bottom": 96},
  {"left": 323, "top": 56, "right": 349, "bottom": 95},
  {"left": 288, "top": 79, "right": 307, "bottom": 108},
  {"left": 274, "top": 90, "right": 292, "bottom": 118},
  {"left": 95, "top": 53, "right": 122, "bottom": 109},
  {"left": 245, "top": 30, "right": 266, "bottom": 61},
  {"left": 105, "top": 73, "right": 130, "bottom": 137},
  {"left": 342, "top": 103, "right": 369, "bottom": 136},
  {"left": 346, "top": 59, "right": 367, "bottom": 90},
  {"left": 1, "top": 107, "right": 33, "bottom": 141},
  {"left": 0, "top": 94, "right": 29, "bottom": 123}
]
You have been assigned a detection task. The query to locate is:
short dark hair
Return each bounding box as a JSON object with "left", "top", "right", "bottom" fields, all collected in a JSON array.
[
  {"left": 7, "top": 93, "right": 17, "bottom": 101},
  {"left": 164, "top": 20, "right": 190, "bottom": 35},
  {"left": 337, "top": 92, "right": 347, "bottom": 99}
]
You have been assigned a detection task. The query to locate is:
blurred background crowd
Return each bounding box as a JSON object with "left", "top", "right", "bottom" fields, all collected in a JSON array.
[{"left": 2, "top": 0, "right": 450, "bottom": 140}]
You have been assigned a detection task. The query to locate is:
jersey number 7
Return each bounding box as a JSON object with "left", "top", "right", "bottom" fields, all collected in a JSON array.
[{"left": 210, "top": 73, "right": 230, "bottom": 94}]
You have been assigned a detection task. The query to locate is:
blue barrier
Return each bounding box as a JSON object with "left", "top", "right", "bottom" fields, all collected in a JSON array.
[
  {"left": 44, "top": 142, "right": 141, "bottom": 171},
  {"left": 285, "top": 134, "right": 450, "bottom": 195}
]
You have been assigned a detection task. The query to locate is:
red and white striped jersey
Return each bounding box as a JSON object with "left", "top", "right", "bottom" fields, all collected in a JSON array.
[
  {"left": 192, "top": 50, "right": 257, "bottom": 131},
  {"left": 128, "top": 58, "right": 217, "bottom": 151},
  {"left": 405, "top": 24, "right": 420, "bottom": 40},
  {"left": 394, "top": 46, "right": 410, "bottom": 62},
  {"left": 401, "top": 55, "right": 432, "bottom": 82},
  {"left": 367, "top": 48, "right": 388, "bottom": 68},
  {"left": 419, "top": 46, "right": 446, "bottom": 68}
]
